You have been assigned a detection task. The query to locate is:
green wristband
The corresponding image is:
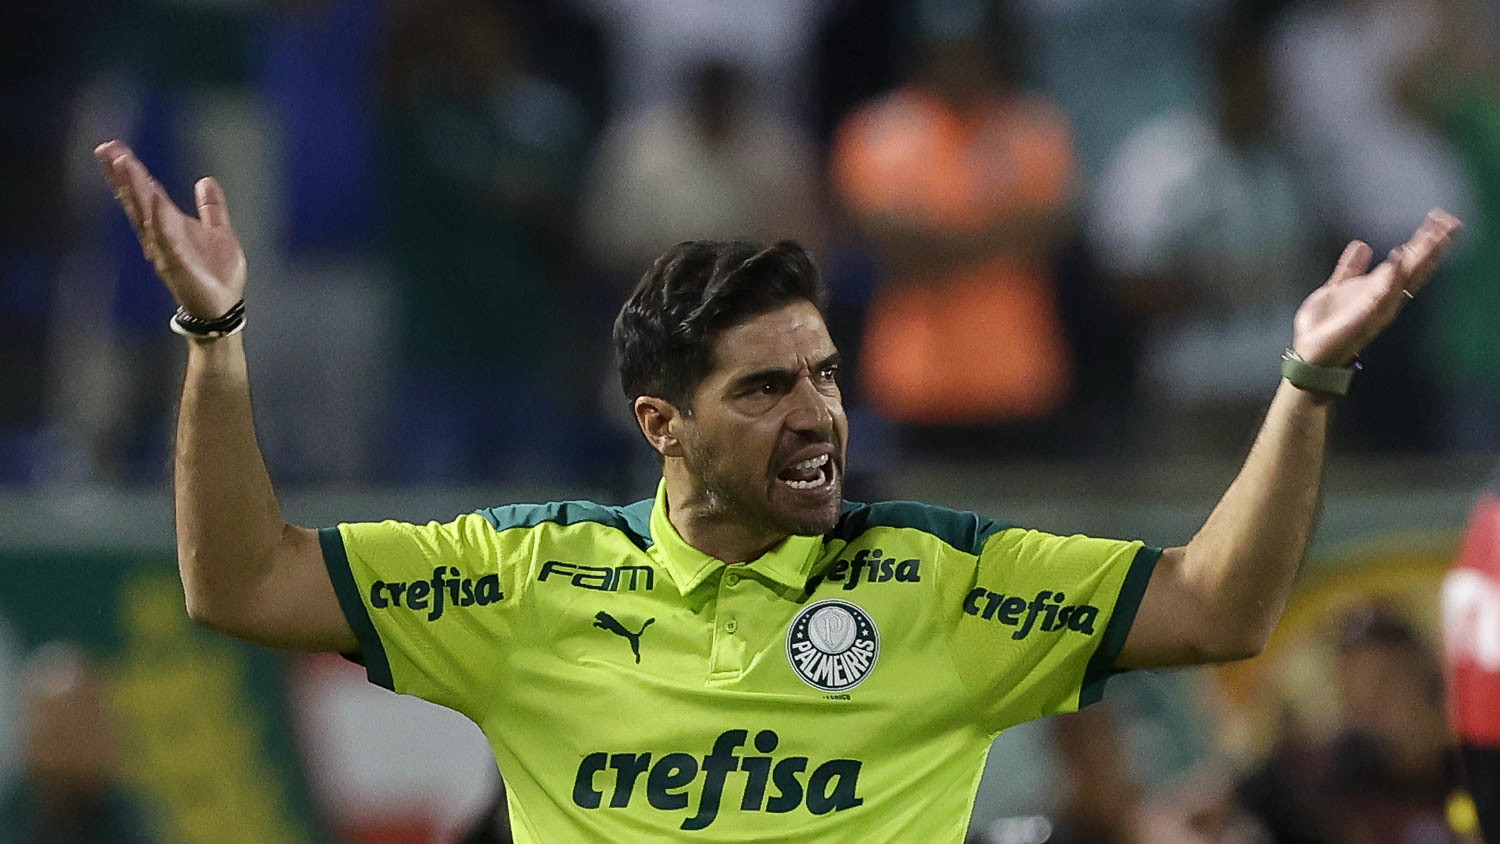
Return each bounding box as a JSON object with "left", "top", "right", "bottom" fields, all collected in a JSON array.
[{"left": 1280, "top": 348, "right": 1359, "bottom": 397}]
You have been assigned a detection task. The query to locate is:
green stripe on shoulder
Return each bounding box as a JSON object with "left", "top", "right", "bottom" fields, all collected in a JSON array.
[
  {"left": 318, "top": 526, "right": 395, "bottom": 691},
  {"left": 476, "top": 499, "right": 653, "bottom": 550},
  {"left": 1079, "top": 544, "right": 1163, "bottom": 707},
  {"left": 829, "top": 500, "right": 1010, "bottom": 555}
]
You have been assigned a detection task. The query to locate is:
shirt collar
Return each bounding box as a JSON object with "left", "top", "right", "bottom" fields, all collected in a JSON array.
[{"left": 648, "top": 479, "right": 824, "bottom": 595}]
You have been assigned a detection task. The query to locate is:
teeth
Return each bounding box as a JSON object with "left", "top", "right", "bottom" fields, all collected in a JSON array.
[
  {"left": 789, "top": 454, "right": 830, "bottom": 471},
  {"left": 782, "top": 466, "right": 829, "bottom": 490}
]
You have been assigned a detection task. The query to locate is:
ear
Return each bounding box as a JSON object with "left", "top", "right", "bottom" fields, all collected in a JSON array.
[{"left": 633, "top": 396, "right": 688, "bottom": 458}]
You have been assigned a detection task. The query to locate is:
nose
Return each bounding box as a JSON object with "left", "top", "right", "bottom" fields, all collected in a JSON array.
[{"left": 784, "top": 375, "right": 836, "bottom": 437}]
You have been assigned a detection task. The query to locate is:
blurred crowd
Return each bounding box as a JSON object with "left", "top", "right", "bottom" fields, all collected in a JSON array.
[
  {"left": 3, "top": 0, "right": 1498, "bottom": 493},
  {"left": 964, "top": 598, "right": 1491, "bottom": 844}
]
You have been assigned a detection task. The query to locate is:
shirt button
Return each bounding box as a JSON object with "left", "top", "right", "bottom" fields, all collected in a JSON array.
[
  {"left": 725, "top": 572, "right": 741, "bottom": 587},
  {"left": 724, "top": 619, "right": 738, "bottom": 634}
]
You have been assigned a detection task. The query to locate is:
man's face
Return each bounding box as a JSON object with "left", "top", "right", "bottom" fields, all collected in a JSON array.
[{"left": 678, "top": 301, "right": 849, "bottom": 537}]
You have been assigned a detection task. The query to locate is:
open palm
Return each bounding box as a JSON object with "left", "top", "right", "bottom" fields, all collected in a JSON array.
[
  {"left": 94, "top": 139, "right": 246, "bottom": 320},
  {"left": 1292, "top": 210, "right": 1462, "bottom": 367}
]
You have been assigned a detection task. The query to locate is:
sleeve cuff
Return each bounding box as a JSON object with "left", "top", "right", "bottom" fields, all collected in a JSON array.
[
  {"left": 1078, "top": 544, "right": 1161, "bottom": 707},
  {"left": 318, "top": 526, "right": 396, "bottom": 691}
]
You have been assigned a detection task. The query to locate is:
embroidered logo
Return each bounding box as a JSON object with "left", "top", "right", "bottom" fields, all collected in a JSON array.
[{"left": 786, "top": 599, "right": 879, "bottom": 692}]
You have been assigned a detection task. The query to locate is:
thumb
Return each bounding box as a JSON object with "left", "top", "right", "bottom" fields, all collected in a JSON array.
[
  {"left": 194, "top": 177, "right": 231, "bottom": 229},
  {"left": 1329, "top": 240, "right": 1373, "bottom": 284}
]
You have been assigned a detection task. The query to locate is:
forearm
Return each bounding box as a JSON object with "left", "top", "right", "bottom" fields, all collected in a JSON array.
[
  {"left": 1181, "top": 380, "right": 1334, "bottom": 653},
  {"left": 174, "top": 335, "right": 286, "bottom": 624}
]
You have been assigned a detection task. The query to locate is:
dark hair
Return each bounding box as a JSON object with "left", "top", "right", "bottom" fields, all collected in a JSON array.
[
  {"left": 1336, "top": 603, "right": 1443, "bottom": 703},
  {"left": 613, "top": 240, "right": 827, "bottom": 408}
]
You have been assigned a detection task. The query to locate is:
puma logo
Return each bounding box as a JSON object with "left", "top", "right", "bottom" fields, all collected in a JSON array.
[{"left": 593, "top": 611, "right": 655, "bottom": 663}]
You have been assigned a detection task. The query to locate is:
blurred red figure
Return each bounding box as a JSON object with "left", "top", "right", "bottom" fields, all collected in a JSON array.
[{"left": 1444, "top": 468, "right": 1500, "bottom": 840}]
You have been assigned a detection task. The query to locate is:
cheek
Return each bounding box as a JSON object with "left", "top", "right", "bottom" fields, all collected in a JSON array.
[{"left": 694, "top": 419, "right": 777, "bottom": 473}]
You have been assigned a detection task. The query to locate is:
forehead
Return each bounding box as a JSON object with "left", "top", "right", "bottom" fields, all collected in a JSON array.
[{"left": 709, "top": 301, "right": 834, "bottom": 376}]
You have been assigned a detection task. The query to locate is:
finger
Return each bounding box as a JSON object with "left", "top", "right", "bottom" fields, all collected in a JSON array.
[
  {"left": 150, "top": 188, "right": 188, "bottom": 273},
  {"left": 94, "top": 140, "right": 133, "bottom": 192},
  {"left": 1329, "top": 240, "right": 1373, "bottom": 284},
  {"left": 147, "top": 189, "right": 175, "bottom": 268},
  {"left": 1361, "top": 257, "right": 1411, "bottom": 324},
  {"left": 194, "top": 177, "right": 231, "bottom": 229},
  {"left": 99, "top": 151, "right": 148, "bottom": 237},
  {"left": 1400, "top": 209, "right": 1463, "bottom": 294},
  {"left": 120, "top": 156, "right": 162, "bottom": 255}
]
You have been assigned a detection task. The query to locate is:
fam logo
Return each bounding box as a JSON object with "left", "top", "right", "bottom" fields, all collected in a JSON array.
[
  {"left": 786, "top": 599, "right": 880, "bottom": 692},
  {"left": 572, "top": 728, "right": 863, "bottom": 830},
  {"left": 369, "top": 566, "right": 502, "bottom": 621},
  {"left": 538, "top": 560, "right": 654, "bottom": 592},
  {"left": 806, "top": 549, "right": 921, "bottom": 593},
  {"left": 962, "top": 588, "right": 1098, "bottom": 640}
]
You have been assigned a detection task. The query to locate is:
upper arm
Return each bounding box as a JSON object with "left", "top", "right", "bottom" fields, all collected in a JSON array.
[
  {"left": 1117, "top": 545, "right": 1257, "bottom": 669},
  {"left": 193, "top": 523, "right": 358, "bottom": 654}
]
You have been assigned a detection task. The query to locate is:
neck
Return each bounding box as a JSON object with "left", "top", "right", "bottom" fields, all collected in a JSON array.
[{"left": 662, "top": 463, "right": 787, "bottom": 563}]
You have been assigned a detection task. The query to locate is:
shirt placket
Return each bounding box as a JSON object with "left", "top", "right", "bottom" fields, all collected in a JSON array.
[{"left": 707, "top": 568, "right": 754, "bottom": 682}]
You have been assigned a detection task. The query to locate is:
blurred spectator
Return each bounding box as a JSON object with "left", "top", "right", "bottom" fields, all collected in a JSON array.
[
  {"left": 1237, "top": 604, "right": 1468, "bottom": 844},
  {"left": 47, "top": 0, "right": 262, "bottom": 487},
  {"left": 830, "top": 2, "right": 1076, "bottom": 438},
  {"left": 1045, "top": 706, "right": 1148, "bottom": 844},
  {"left": 1012, "top": 0, "right": 1227, "bottom": 188},
  {"left": 1270, "top": 0, "right": 1471, "bottom": 252},
  {"left": 259, "top": 0, "right": 386, "bottom": 255},
  {"left": 582, "top": 59, "right": 824, "bottom": 284},
  {"left": 0, "top": 643, "right": 153, "bottom": 844},
  {"left": 1269, "top": 0, "right": 1473, "bottom": 451},
  {"left": 378, "top": 0, "right": 593, "bottom": 483},
  {"left": 571, "top": 0, "right": 837, "bottom": 121},
  {"left": 1401, "top": 0, "right": 1500, "bottom": 453},
  {"left": 1089, "top": 16, "right": 1310, "bottom": 454},
  {"left": 1444, "top": 463, "right": 1500, "bottom": 841},
  {"left": 811, "top": 0, "right": 906, "bottom": 146}
]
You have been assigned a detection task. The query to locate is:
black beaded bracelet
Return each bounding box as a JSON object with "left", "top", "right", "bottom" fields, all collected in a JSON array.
[{"left": 170, "top": 299, "right": 246, "bottom": 340}]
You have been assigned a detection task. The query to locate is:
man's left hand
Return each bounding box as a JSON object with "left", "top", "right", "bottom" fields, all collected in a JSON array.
[{"left": 1292, "top": 209, "right": 1463, "bottom": 367}]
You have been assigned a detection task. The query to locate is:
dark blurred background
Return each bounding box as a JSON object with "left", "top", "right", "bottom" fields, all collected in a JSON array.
[
  {"left": 1, "top": 0, "right": 1497, "bottom": 841},
  {"left": 4, "top": 0, "right": 1498, "bottom": 493}
]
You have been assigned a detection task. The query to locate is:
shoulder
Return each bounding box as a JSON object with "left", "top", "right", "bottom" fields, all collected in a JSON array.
[
  {"left": 828, "top": 500, "right": 1011, "bottom": 556},
  {"left": 474, "top": 499, "right": 654, "bottom": 549}
]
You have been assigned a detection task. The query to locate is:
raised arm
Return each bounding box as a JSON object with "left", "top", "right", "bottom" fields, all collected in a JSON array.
[
  {"left": 95, "top": 140, "right": 355, "bottom": 653},
  {"left": 1119, "top": 210, "right": 1463, "bottom": 668}
]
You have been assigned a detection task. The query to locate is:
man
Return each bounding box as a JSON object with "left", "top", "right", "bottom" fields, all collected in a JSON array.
[{"left": 94, "top": 137, "right": 1461, "bottom": 841}]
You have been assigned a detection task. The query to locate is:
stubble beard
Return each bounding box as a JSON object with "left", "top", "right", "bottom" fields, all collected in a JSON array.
[{"left": 683, "top": 437, "right": 839, "bottom": 539}]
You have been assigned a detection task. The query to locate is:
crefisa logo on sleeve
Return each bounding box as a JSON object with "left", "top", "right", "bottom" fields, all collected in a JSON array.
[{"left": 786, "top": 599, "right": 879, "bottom": 692}]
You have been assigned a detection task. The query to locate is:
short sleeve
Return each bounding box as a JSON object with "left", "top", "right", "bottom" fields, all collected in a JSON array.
[
  {"left": 938, "top": 528, "right": 1160, "bottom": 734},
  {"left": 319, "top": 513, "right": 513, "bottom": 716}
]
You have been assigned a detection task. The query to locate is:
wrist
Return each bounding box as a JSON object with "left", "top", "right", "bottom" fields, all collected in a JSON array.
[
  {"left": 1280, "top": 348, "right": 1359, "bottom": 398},
  {"left": 172, "top": 299, "right": 246, "bottom": 341}
]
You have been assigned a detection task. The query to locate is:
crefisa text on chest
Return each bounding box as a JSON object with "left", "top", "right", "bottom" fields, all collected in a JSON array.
[{"left": 807, "top": 549, "right": 920, "bottom": 592}]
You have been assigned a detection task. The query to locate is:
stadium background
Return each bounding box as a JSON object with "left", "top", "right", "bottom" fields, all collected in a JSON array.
[{"left": 1, "top": 0, "right": 1497, "bottom": 841}]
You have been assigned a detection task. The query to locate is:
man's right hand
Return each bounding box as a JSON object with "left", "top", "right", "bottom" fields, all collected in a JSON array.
[{"left": 94, "top": 139, "right": 247, "bottom": 320}]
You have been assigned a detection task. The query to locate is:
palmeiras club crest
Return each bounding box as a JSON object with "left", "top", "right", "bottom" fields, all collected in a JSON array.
[{"left": 786, "top": 599, "right": 880, "bottom": 692}]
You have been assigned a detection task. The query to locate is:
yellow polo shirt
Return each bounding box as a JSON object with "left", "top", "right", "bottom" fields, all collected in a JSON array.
[{"left": 319, "top": 482, "right": 1159, "bottom": 841}]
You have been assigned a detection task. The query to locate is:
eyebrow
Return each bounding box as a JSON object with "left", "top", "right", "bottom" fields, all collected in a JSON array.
[{"left": 727, "top": 352, "right": 841, "bottom": 392}]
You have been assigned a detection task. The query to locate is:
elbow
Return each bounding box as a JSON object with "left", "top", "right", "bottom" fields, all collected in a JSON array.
[
  {"left": 183, "top": 587, "right": 237, "bottom": 636},
  {"left": 1195, "top": 625, "right": 1272, "bottom": 664}
]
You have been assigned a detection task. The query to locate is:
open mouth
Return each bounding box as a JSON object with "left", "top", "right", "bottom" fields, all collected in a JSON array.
[{"left": 777, "top": 453, "right": 832, "bottom": 491}]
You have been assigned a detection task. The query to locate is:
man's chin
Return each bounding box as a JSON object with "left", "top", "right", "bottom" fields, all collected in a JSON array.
[{"left": 770, "top": 484, "right": 844, "bottom": 536}]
